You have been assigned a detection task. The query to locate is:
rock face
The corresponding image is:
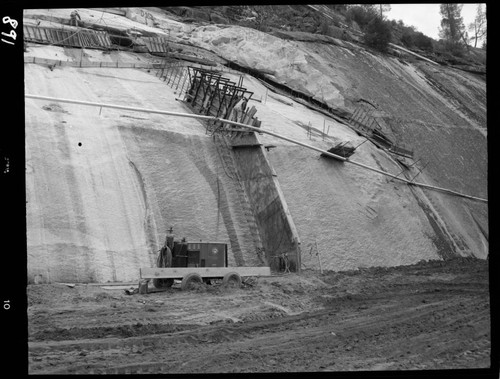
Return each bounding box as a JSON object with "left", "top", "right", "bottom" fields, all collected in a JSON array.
[
  {"left": 181, "top": 22, "right": 487, "bottom": 261},
  {"left": 24, "top": 8, "right": 487, "bottom": 283},
  {"left": 25, "top": 61, "right": 262, "bottom": 283},
  {"left": 266, "top": 146, "right": 439, "bottom": 271}
]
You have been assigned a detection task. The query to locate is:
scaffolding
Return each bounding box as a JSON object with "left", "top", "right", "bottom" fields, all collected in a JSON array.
[
  {"left": 349, "top": 107, "right": 414, "bottom": 159},
  {"left": 23, "top": 24, "right": 112, "bottom": 49},
  {"left": 141, "top": 37, "right": 169, "bottom": 55},
  {"left": 179, "top": 67, "right": 257, "bottom": 136}
]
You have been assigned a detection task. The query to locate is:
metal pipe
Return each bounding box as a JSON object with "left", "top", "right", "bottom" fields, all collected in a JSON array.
[{"left": 24, "top": 93, "right": 487, "bottom": 203}]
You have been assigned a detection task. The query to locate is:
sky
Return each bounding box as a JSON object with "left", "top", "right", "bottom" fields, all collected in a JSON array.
[{"left": 386, "top": 3, "right": 485, "bottom": 42}]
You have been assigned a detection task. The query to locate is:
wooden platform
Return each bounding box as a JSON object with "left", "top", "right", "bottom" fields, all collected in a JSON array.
[{"left": 140, "top": 266, "right": 271, "bottom": 279}]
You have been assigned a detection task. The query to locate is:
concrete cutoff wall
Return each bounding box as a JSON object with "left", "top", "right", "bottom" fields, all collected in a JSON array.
[{"left": 229, "top": 133, "right": 301, "bottom": 271}]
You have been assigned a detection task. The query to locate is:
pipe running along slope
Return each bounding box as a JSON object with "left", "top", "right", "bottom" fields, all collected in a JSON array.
[{"left": 25, "top": 93, "right": 487, "bottom": 203}]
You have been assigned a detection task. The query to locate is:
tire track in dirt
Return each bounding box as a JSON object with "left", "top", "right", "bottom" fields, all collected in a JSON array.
[
  {"left": 29, "top": 321, "right": 254, "bottom": 354},
  {"left": 27, "top": 266, "right": 483, "bottom": 341},
  {"left": 28, "top": 258, "right": 490, "bottom": 373},
  {"left": 29, "top": 289, "right": 487, "bottom": 353}
]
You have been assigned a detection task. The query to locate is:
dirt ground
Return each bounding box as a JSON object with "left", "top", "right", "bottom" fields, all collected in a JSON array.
[{"left": 27, "top": 257, "right": 491, "bottom": 374}]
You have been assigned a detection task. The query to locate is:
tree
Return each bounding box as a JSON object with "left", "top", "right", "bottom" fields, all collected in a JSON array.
[
  {"left": 328, "top": 4, "right": 347, "bottom": 13},
  {"left": 468, "top": 4, "right": 486, "bottom": 48},
  {"left": 439, "top": 4, "right": 466, "bottom": 48},
  {"left": 401, "top": 32, "right": 414, "bottom": 48},
  {"left": 360, "top": 4, "right": 377, "bottom": 11},
  {"left": 346, "top": 5, "right": 378, "bottom": 30},
  {"left": 364, "top": 16, "right": 392, "bottom": 52},
  {"left": 378, "top": 4, "right": 391, "bottom": 19},
  {"left": 413, "top": 32, "right": 434, "bottom": 51}
]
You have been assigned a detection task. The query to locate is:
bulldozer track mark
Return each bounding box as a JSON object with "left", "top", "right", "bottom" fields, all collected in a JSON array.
[
  {"left": 29, "top": 319, "right": 201, "bottom": 342},
  {"left": 28, "top": 232, "right": 491, "bottom": 374},
  {"left": 28, "top": 275, "right": 490, "bottom": 372},
  {"left": 41, "top": 361, "right": 178, "bottom": 375},
  {"left": 30, "top": 306, "right": 345, "bottom": 353},
  {"left": 29, "top": 321, "right": 255, "bottom": 354}
]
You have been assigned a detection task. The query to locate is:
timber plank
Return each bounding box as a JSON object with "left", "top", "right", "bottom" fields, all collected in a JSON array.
[
  {"left": 39, "top": 27, "right": 46, "bottom": 42},
  {"left": 25, "top": 25, "right": 32, "bottom": 40}
]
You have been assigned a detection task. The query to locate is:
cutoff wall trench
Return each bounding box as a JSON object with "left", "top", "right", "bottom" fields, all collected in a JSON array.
[{"left": 229, "top": 132, "right": 301, "bottom": 271}]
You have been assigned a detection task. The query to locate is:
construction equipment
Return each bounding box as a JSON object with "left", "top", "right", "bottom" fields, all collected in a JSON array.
[{"left": 142, "top": 228, "right": 271, "bottom": 291}]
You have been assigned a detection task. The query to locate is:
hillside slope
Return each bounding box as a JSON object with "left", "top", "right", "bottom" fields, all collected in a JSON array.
[
  {"left": 175, "top": 15, "right": 487, "bottom": 263},
  {"left": 24, "top": 7, "right": 487, "bottom": 282},
  {"left": 25, "top": 58, "right": 263, "bottom": 282}
]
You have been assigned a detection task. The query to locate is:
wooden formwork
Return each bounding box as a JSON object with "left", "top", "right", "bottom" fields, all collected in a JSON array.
[
  {"left": 142, "top": 37, "right": 169, "bottom": 55},
  {"left": 349, "top": 107, "right": 414, "bottom": 159},
  {"left": 156, "top": 64, "right": 261, "bottom": 136},
  {"left": 350, "top": 107, "right": 380, "bottom": 134},
  {"left": 23, "top": 25, "right": 112, "bottom": 49},
  {"left": 183, "top": 66, "right": 255, "bottom": 135},
  {"left": 388, "top": 145, "right": 414, "bottom": 159}
]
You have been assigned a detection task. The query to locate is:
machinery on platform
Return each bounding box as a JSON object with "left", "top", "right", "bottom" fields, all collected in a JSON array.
[{"left": 142, "top": 228, "right": 270, "bottom": 291}]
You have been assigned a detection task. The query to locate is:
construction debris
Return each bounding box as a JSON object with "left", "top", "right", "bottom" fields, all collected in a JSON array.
[
  {"left": 54, "top": 282, "right": 76, "bottom": 288},
  {"left": 321, "top": 142, "right": 356, "bottom": 159},
  {"left": 124, "top": 287, "right": 139, "bottom": 295},
  {"left": 42, "top": 103, "right": 68, "bottom": 113},
  {"left": 242, "top": 277, "right": 257, "bottom": 287}
]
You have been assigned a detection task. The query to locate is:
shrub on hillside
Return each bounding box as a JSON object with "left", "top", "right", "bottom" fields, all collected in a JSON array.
[
  {"left": 401, "top": 30, "right": 434, "bottom": 51},
  {"left": 345, "top": 5, "right": 378, "bottom": 30},
  {"left": 222, "top": 6, "right": 243, "bottom": 20},
  {"left": 327, "top": 4, "right": 348, "bottom": 13},
  {"left": 363, "top": 17, "right": 392, "bottom": 52},
  {"left": 435, "top": 40, "right": 466, "bottom": 59},
  {"left": 318, "top": 19, "right": 330, "bottom": 35},
  {"left": 401, "top": 32, "right": 415, "bottom": 48},
  {"left": 413, "top": 33, "right": 434, "bottom": 51}
]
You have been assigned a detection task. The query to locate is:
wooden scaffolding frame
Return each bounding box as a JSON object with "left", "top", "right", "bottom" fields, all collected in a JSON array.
[{"left": 183, "top": 66, "right": 254, "bottom": 135}]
